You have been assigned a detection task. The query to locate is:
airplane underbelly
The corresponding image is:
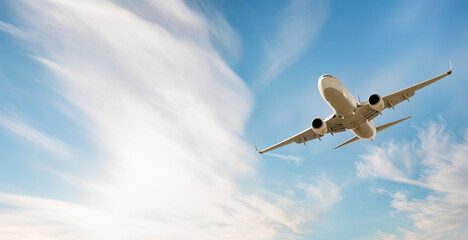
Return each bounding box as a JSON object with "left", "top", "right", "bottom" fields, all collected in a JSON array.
[
  {"left": 352, "top": 121, "right": 376, "bottom": 140},
  {"left": 323, "top": 88, "right": 355, "bottom": 116}
]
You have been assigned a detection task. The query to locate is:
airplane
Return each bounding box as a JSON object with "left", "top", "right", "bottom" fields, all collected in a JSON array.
[{"left": 255, "top": 61, "right": 453, "bottom": 154}]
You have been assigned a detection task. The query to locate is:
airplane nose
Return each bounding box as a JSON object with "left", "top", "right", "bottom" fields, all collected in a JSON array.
[
  {"left": 319, "top": 74, "right": 333, "bottom": 80},
  {"left": 318, "top": 74, "right": 333, "bottom": 86}
]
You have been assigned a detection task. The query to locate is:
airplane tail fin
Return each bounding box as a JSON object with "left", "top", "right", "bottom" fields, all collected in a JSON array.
[{"left": 376, "top": 116, "right": 411, "bottom": 133}]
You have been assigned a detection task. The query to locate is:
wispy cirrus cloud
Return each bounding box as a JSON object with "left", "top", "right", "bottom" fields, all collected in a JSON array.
[
  {"left": 297, "top": 174, "right": 342, "bottom": 210},
  {"left": 357, "top": 120, "right": 468, "bottom": 239},
  {"left": 0, "top": 21, "right": 26, "bottom": 38},
  {"left": 256, "top": 0, "right": 330, "bottom": 88},
  {"left": 0, "top": 110, "right": 69, "bottom": 156},
  {"left": 265, "top": 152, "right": 304, "bottom": 164},
  {"left": 0, "top": 0, "right": 340, "bottom": 239}
]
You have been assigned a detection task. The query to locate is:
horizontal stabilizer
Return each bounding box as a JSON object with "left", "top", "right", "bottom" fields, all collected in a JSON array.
[
  {"left": 335, "top": 116, "right": 411, "bottom": 149},
  {"left": 334, "top": 136, "right": 360, "bottom": 149},
  {"left": 376, "top": 116, "right": 411, "bottom": 133}
]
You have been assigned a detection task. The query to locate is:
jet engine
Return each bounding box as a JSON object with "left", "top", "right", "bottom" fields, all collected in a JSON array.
[
  {"left": 368, "top": 94, "right": 385, "bottom": 111},
  {"left": 311, "top": 118, "right": 327, "bottom": 135}
]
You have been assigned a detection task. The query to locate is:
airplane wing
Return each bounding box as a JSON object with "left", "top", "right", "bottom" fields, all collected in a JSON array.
[
  {"left": 358, "top": 62, "right": 453, "bottom": 121},
  {"left": 255, "top": 114, "right": 345, "bottom": 154}
]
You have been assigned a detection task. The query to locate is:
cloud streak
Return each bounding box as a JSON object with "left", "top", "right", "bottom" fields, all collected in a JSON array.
[
  {"left": 0, "top": 110, "right": 69, "bottom": 156},
  {"left": 256, "top": 0, "right": 330, "bottom": 88},
  {"left": 265, "top": 152, "right": 304, "bottom": 164},
  {"left": 0, "top": 21, "right": 26, "bottom": 38}
]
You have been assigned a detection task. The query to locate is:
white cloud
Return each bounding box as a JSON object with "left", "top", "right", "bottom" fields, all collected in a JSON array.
[
  {"left": 0, "top": 21, "right": 26, "bottom": 38},
  {"left": 265, "top": 152, "right": 304, "bottom": 164},
  {"left": 194, "top": 1, "right": 242, "bottom": 59},
  {"left": 297, "top": 175, "right": 342, "bottom": 210},
  {"left": 357, "top": 121, "right": 468, "bottom": 239},
  {"left": 0, "top": 109, "right": 69, "bottom": 156},
  {"left": 372, "top": 230, "right": 399, "bottom": 240},
  {"left": 0, "top": 0, "right": 340, "bottom": 239},
  {"left": 256, "top": 0, "right": 330, "bottom": 88}
]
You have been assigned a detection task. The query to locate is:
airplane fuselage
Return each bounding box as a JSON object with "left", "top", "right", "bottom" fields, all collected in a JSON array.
[{"left": 318, "top": 74, "right": 376, "bottom": 140}]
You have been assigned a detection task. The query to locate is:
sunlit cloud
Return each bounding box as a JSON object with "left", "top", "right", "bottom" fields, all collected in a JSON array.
[
  {"left": 357, "top": 120, "right": 468, "bottom": 239},
  {"left": 0, "top": 0, "right": 340, "bottom": 239}
]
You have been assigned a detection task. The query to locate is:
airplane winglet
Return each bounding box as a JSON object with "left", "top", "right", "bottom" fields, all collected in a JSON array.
[
  {"left": 448, "top": 60, "right": 452, "bottom": 75},
  {"left": 254, "top": 144, "right": 263, "bottom": 154}
]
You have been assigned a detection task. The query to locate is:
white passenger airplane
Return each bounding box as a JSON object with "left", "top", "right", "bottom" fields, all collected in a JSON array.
[{"left": 255, "top": 62, "right": 453, "bottom": 154}]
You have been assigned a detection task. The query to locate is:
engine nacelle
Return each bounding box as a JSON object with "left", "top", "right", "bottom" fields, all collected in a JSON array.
[
  {"left": 311, "top": 118, "right": 327, "bottom": 135},
  {"left": 368, "top": 94, "right": 385, "bottom": 111}
]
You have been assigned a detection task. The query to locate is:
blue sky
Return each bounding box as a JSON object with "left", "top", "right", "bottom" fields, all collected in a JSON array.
[{"left": 1, "top": 0, "right": 468, "bottom": 239}]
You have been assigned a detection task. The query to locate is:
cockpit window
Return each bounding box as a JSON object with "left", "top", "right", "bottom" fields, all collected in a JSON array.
[{"left": 322, "top": 74, "right": 333, "bottom": 78}]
